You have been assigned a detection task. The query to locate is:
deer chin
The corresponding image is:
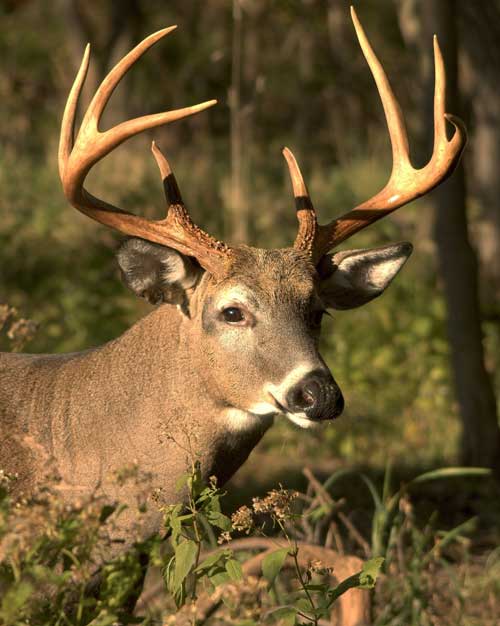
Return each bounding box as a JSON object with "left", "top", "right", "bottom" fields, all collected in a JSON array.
[
  {"left": 250, "top": 398, "right": 323, "bottom": 430},
  {"left": 285, "top": 412, "right": 320, "bottom": 429}
]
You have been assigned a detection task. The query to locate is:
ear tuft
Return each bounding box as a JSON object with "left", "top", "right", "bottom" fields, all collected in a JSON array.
[
  {"left": 116, "top": 238, "right": 200, "bottom": 305},
  {"left": 320, "top": 242, "right": 413, "bottom": 310}
]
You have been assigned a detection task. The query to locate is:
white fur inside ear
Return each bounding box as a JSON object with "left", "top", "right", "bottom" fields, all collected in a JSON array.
[
  {"left": 159, "top": 251, "right": 189, "bottom": 284},
  {"left": 336, "top": 249, "right": 408, "bottom": 291},
  {"left": 321, "top": 243, "right": 413, "bottom": 310},
  {"left": 117, "top": 238, "right": 201, "bottom": 304}
]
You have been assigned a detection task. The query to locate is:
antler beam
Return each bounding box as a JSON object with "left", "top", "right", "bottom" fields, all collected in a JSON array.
[
  {"left": 285, "top": 6, "right": 467, "bottom": 264},
  {"left": 59, "top": 27, "right": 231, "bottom": 276}
]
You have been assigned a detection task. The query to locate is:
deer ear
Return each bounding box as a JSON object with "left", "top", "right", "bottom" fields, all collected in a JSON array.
[
  {"left": 318, "top": 242, "right": 413, "bottom": 310},
  {"left": 116, "top": 238, "right": 202, "bottom": 306}
]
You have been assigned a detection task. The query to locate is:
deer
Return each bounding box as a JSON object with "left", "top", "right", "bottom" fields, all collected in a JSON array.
[{"left": 0, "top": 6, "right": 465, "bottom": 604}]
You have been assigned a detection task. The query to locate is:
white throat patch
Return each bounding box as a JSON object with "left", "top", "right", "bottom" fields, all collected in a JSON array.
[{"left": 223, "top": 408, "right": 275, "bottom": 433}]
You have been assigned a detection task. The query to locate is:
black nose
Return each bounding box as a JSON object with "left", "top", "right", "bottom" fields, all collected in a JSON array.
[{"left": 286, "top": 371, "right": 344, "bottom": 420}]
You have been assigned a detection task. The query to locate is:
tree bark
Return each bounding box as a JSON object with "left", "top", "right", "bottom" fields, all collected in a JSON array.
[
  {"left": 458, "top": 1, "right": 500, "bottom": 311},
  {"left": 397, "top": 0, "right": 500, "bottom": 474},
  {"left": 228, "top": 0, "right": 248, "bottom": 244}
]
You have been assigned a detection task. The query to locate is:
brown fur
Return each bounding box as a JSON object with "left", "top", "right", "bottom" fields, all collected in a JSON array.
[
  {"left": 0, "top": 247, "right": 322, "bottom": 540},
  {"left": 0, "top": 241, "right": 411, "bottom": 549}
]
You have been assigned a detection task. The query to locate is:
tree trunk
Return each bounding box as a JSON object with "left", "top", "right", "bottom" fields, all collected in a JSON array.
[
  {"left": 398, "top": 0, "right": 500, "bottom": 474},
  {"left": 228, "top": 0, "right": 248, "bottom": 244},
  {"left": 458, "top": 1, "right": 500, "bottom": 311}
]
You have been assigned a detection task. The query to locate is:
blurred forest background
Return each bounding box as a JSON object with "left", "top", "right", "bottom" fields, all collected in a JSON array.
[
  {"left": 0, "top": 0, "right": 499, "bottom": 482},
  {"left": 1, "top": 1, "right": 500, "bottom": 622}
]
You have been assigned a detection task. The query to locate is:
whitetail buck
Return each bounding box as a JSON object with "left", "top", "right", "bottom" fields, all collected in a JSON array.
[{"left": 1, "top": 7, "right": 464, "bottom": 557}]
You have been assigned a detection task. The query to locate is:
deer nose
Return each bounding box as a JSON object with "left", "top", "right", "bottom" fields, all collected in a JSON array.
[{"left": 286, "top": 371, "right": 344, "bottom": 420}]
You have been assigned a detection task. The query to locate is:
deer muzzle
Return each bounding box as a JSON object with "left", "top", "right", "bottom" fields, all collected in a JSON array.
[{"left": 286, "top": 371, "right": 344, "bottom": 421}]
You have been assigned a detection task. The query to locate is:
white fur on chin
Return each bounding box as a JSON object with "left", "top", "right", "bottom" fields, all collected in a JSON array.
[{"left": 285, "top": 412, "right": 320, "bottom": 429}]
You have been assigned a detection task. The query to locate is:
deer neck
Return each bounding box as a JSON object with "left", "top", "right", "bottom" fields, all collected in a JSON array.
[{"left": 42, "top": 304, "right": 274, "bottom": 501}]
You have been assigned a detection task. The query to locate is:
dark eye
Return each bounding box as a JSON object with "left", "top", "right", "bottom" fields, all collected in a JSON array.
[{"left": 221, "top": 306, "right": 245, "bottom": 324}]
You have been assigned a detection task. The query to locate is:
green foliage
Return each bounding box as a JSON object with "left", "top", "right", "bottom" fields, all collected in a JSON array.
[
  {"left": 262, "top": 548, "right": 289, "bottom": 586},
  {"left": 163, "top": 462, "right": 382, "bottom": 625},
  {"left": 301, "top": 464, "right": 495, "bottom": 626},
  {"left": 0, "top": 460, "right": 497, "bottom": 625},
  {"left": 160, "top": 461, "right": 376, "bottom": 624},
  {"left": 0, "top": 470, "right": 153, "bottom": 625},
  {"left": 359, "top": 463, "right": 491, "bottom": 560}
]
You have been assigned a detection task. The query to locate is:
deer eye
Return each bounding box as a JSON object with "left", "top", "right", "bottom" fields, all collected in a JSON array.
[{"left": 221, "top": 306, "right": 245, "bottom": 324}]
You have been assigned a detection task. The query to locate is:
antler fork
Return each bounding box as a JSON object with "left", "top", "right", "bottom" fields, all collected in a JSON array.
[
  {"left": 285, "top": 6, "right": 467, "bottom": 264},
  {"left": 59, "top": 27, "right": 232, "bottom": 276}
]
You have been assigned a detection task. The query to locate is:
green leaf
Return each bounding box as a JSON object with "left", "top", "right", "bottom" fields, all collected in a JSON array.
[
  {"left": 195, "top": 549, "right": 230, "bottom": 573},
  {"left": 209, "top": 570, "right": 231, "bottom": 588},
  {"left": 322, "top": 468, "right": 354, "bottom": 492},
  {"left": 326, "top": 557, "right": 384, "bottom": 608},
  {"left": 359, "top": 557, "right": 384, "bottom": 588},
  {"left": 424, "top": 516, "right": 478, "bottom": 564},
  {"left": 409, "top": 467, "right": 491, "bottom": 486},
  {"left": 0, "top": 581, "right": 34, "bottom": 622},
  {"left": 262, "top": 548, "right": 289, "bottom": 585},
  {"left": 188, "top": 463, "right": 205, "bottom": 499},
  {"left": 173, "top": 539, "right": 198, "bottom": 591},
  {"left": 360, "top": 474, "right": 383, "bottom": 510},
  {"left": 309, "top": 503, "right": 331, "bottom": 522},
  {"left": 381, "top": 460, "right": 393, "bottom": 502},
  {"left": 162, "top": 555, "right": 175, "bottom": 592},
  {"left": 205, "top": 509, "right": 232, "bottom": 531},
  {"left": 294, "top": 597, "right": 313, "bottom": 613},
  {"left": 175, "top": 472, "right": 190, "bottom": 492},
  {"left": 163, "top": 503, "right": 183, "bottom": 535},
  {"left": 225, "top": 558, "right": 243, "bottom": 581},
  {"left": 266, "top": 605, "right": 297, "bottom": 625}
]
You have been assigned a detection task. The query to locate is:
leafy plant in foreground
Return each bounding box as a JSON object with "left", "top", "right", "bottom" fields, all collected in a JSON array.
[{"left": 159, "top": 461, "right": 382, "bottom": 625}]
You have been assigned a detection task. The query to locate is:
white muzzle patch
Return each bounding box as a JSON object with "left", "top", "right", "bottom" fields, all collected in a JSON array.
[{"left": 254, "top": 364, "right": 324, "bottom": 429}]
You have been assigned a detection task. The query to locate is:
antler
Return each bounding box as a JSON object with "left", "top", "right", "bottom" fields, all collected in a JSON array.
[
  {"left": 59, "top": 27, "right": 231, "bottom": 276},
  {"left": 285, "top": 6, "right": 467, "bottom": 264}
]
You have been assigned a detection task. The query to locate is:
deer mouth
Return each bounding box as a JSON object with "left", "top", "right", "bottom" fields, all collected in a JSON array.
[
  {"left": 269, "top": 393, "right": 288, "bottom": 415},
  {"left": 269, "top": 393, "right": 326, "bottom": 426},
  {"left": 269, "top": 388, "right": 342, "bottom": 424}
]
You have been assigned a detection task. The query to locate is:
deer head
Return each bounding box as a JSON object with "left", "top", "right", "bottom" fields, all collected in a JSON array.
[{"left": 59, "top": 9, "right": 466, "bottom": 430}]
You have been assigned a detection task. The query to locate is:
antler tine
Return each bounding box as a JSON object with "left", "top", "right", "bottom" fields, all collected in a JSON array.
[
  {"left": 151, "top": 140, "right": 183, "bottom": 206},
  {"left": 58, "top": 44, "right": 90, "bottom": 181},
  {"left": 282, "top": 147, "right": 317, "bottom": 254},
  {"left": 148, "top": 141, "right": 231, "bottom": 273},
  {"left": 59, "top": 28, "right": 230, "bottom": 276},
  {"left": 350, "top": 6, "right": 410, "bottom": 169},
  {"left": 304, "top": 6, "right": 467, "bottom": 263},
  {"left": 432, "top": 36, "right": 466, "bottom": 157},
  {"left": 433, "top": 35, "right": 446, "bottom": 148},
  {"left": 61, "top": 27, "right": 217, "bottom": 189},
  {"left": 81, "top": 27, "right": 177, "bottom": 131}
]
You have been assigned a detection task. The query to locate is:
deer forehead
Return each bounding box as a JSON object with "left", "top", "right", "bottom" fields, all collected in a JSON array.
[{"left": 211, "top": 247, "right": 317, "bottom": 308}]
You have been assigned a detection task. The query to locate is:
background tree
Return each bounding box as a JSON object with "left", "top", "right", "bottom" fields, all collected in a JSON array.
[{"left": 396, "top": 0, "right": 500, "bottom": 474}]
